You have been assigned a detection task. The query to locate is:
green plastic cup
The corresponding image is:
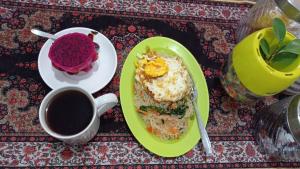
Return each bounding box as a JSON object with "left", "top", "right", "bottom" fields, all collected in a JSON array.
[{"left": 233, "top": 28, "right": 300, "bottom": 96}]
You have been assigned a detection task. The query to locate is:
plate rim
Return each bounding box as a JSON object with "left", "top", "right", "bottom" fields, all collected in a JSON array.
[
  {"left": 120, "top": 36, "right": 210, "bottom": 157},
  {"left": 37, "top": 27, "right": 117, "bottom": 93}
]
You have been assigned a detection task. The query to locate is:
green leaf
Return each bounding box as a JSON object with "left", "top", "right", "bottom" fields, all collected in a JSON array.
[
  {"left": 278, "top": 39, "right": 300, "bottom": 55},
  {"left": 259, "top": 48, "right": 267, "bottom": 60},
  {"left": 269, "top": 52, "right": 298, "bottom": 70},
  {"left": 259, "top": 38, "right": 270, "bottom": 58},
  {"left": 272, "top": 52, "right": 298, "bottom": 62},
  {"left": 272, "top": 18, "right": 286, "bottom": 43}
]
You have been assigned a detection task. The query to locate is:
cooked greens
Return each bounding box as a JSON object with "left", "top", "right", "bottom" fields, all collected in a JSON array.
[{"left": 140, "top": 101, "right": 188, "bottom": 119}]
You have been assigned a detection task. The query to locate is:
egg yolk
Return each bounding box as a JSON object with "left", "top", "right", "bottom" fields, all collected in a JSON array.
[{"left": 144, "top": 57, "right": 168, "bottom": 77}]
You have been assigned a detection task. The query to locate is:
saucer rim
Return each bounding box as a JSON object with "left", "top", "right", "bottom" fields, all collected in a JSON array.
[{"left": 37, "top": 27, "right": 118, "bottom": 93}]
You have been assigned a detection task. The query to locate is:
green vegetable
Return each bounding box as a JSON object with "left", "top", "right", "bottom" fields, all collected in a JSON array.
[
  {"left": 259, "top": 38, "right": 270, "bottom": 59},
  {"left": 259, "top": 18, "right": 300, "bottom": 66},
  {"left": 139, "top": 102, "right": 188, "bottom": 119},
  {"left": 170, "top": 105, "right": 188, "bottom": 118},
  {"left": 140, "top": 105, "right": 167, "bottom": 114},
  {"left": 278, "top": 39, "right": 300, "bottom": 55},
  {"left": 272, "top": 18, "right": 286, "bottom": 44}
]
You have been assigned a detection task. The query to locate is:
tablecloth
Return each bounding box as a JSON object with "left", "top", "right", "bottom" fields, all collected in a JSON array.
[{"left": 1, "top": 0, "right": 300, "bottom": 168}]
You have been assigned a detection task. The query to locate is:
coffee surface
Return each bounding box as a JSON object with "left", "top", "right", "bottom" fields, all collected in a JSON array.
[{"left": 46, "top": 90, "right": 93, "bottom": 136}]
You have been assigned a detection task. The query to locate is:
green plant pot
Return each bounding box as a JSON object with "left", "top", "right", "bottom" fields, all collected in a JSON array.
[{"left": 221, "top": 28, "right": 300, "bottom": 102}]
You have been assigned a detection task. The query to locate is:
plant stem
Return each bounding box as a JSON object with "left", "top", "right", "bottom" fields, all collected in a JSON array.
[
  {"left": 266, "top": 44, "right": 281, "bottom": 64},
  {"left": 267, "top": 53, "right": 277, "bottom": 64}
]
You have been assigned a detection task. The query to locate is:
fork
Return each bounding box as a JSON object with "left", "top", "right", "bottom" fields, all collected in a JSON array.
[
  {"left": 31, "top": 28, "right": 100, "bottom": 52},
  {"left": 190, "top": 78, "right": 213, "bottom": 156}
]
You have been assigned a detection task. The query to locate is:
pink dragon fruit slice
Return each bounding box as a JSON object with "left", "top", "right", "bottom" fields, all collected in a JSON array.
[{"left": 48, "top": 32, "right": 98, "bottom": 74}]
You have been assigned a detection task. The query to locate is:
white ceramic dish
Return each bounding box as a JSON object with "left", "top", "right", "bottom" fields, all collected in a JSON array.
[{"left": 38, "top": 27, "right": 117, "bottom": 93}]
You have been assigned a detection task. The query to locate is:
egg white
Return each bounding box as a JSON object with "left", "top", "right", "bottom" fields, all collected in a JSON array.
[{"left": 136, "top": 56, "right": 191, "bottom": 102}]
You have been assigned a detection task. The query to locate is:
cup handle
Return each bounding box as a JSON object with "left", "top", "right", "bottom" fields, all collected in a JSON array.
[{"left": 94, "top": 93, "right": 118, "bottom": 117}]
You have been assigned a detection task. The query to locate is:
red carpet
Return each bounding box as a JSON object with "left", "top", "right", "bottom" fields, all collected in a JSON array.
[{"left": 0, "top": 0, "right": 298, "bottom": 168}]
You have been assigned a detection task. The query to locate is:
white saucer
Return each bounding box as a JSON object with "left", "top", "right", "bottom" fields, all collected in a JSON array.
[{"left": 38, "top": 27, "right": 117, "bottom": 93}]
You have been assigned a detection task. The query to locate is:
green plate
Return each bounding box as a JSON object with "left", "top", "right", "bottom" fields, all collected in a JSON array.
[{"left": 120, "top": 37, "right": 209, "bottom": 157}]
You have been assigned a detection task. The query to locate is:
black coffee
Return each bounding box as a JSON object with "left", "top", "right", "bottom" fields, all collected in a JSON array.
[{"left": 45, "top": 90, "right": 93, "bottom": 136}]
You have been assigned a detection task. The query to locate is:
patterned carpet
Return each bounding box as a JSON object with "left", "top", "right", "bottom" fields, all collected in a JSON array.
[{"left": 0, "top": 0, "right": 299, "bottom": 168}]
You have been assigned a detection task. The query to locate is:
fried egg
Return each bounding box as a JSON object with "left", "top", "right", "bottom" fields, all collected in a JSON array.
[{"left": 135, "top": 52, "right": 191, "bottom": 102}]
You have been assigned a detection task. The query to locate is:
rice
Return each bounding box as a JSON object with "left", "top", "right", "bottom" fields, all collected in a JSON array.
[{"left": 134, "top": 79, "right": 194, "bottom": 140}]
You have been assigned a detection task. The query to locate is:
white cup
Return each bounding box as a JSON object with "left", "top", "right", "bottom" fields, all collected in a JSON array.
[{"left": 39, "top": 86, "right": 118, "bottom": 144}]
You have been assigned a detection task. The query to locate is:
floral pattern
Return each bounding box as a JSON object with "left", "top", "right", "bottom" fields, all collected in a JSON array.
[
  {"left": 0, "top": 141, "right": 284, "bottom": 166},
  {"left": 194, "top": 23, "right": 235, "bottom": 55},
  {"left": 0, "top": 77, "right": 44, "bottom": 132},
  {"left": 0, "top": 0, "right": 299, "bottom": 168},
  {"left": 0, "top": 10, "right": 63, "bottom": 50},
  {"left": 2, "top": 0, "right": 251, "bottom": 21}
]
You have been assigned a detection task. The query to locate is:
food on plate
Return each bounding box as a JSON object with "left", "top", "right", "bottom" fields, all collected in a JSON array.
[
  {"left": 134, "top": 47, "right": 194, "bottom": 140},
  {"left": 49, "top": 32, "right": 98, "bottom": 74},
  {"left": 135, "top": 48, "right": 191, "bottom": 102}
]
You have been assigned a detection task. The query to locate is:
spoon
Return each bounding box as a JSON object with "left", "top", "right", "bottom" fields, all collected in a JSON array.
[
  {"left": 190, "top": 76, "right": 213, "bottom": 156},
  {"left": 31, "top": 28, "right": 100, "bottom": 52}
]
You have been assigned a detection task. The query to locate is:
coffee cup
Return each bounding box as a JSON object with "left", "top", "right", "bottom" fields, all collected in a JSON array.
[{"left": 39, "top": 86, "right": 118, "bottom": 144}]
